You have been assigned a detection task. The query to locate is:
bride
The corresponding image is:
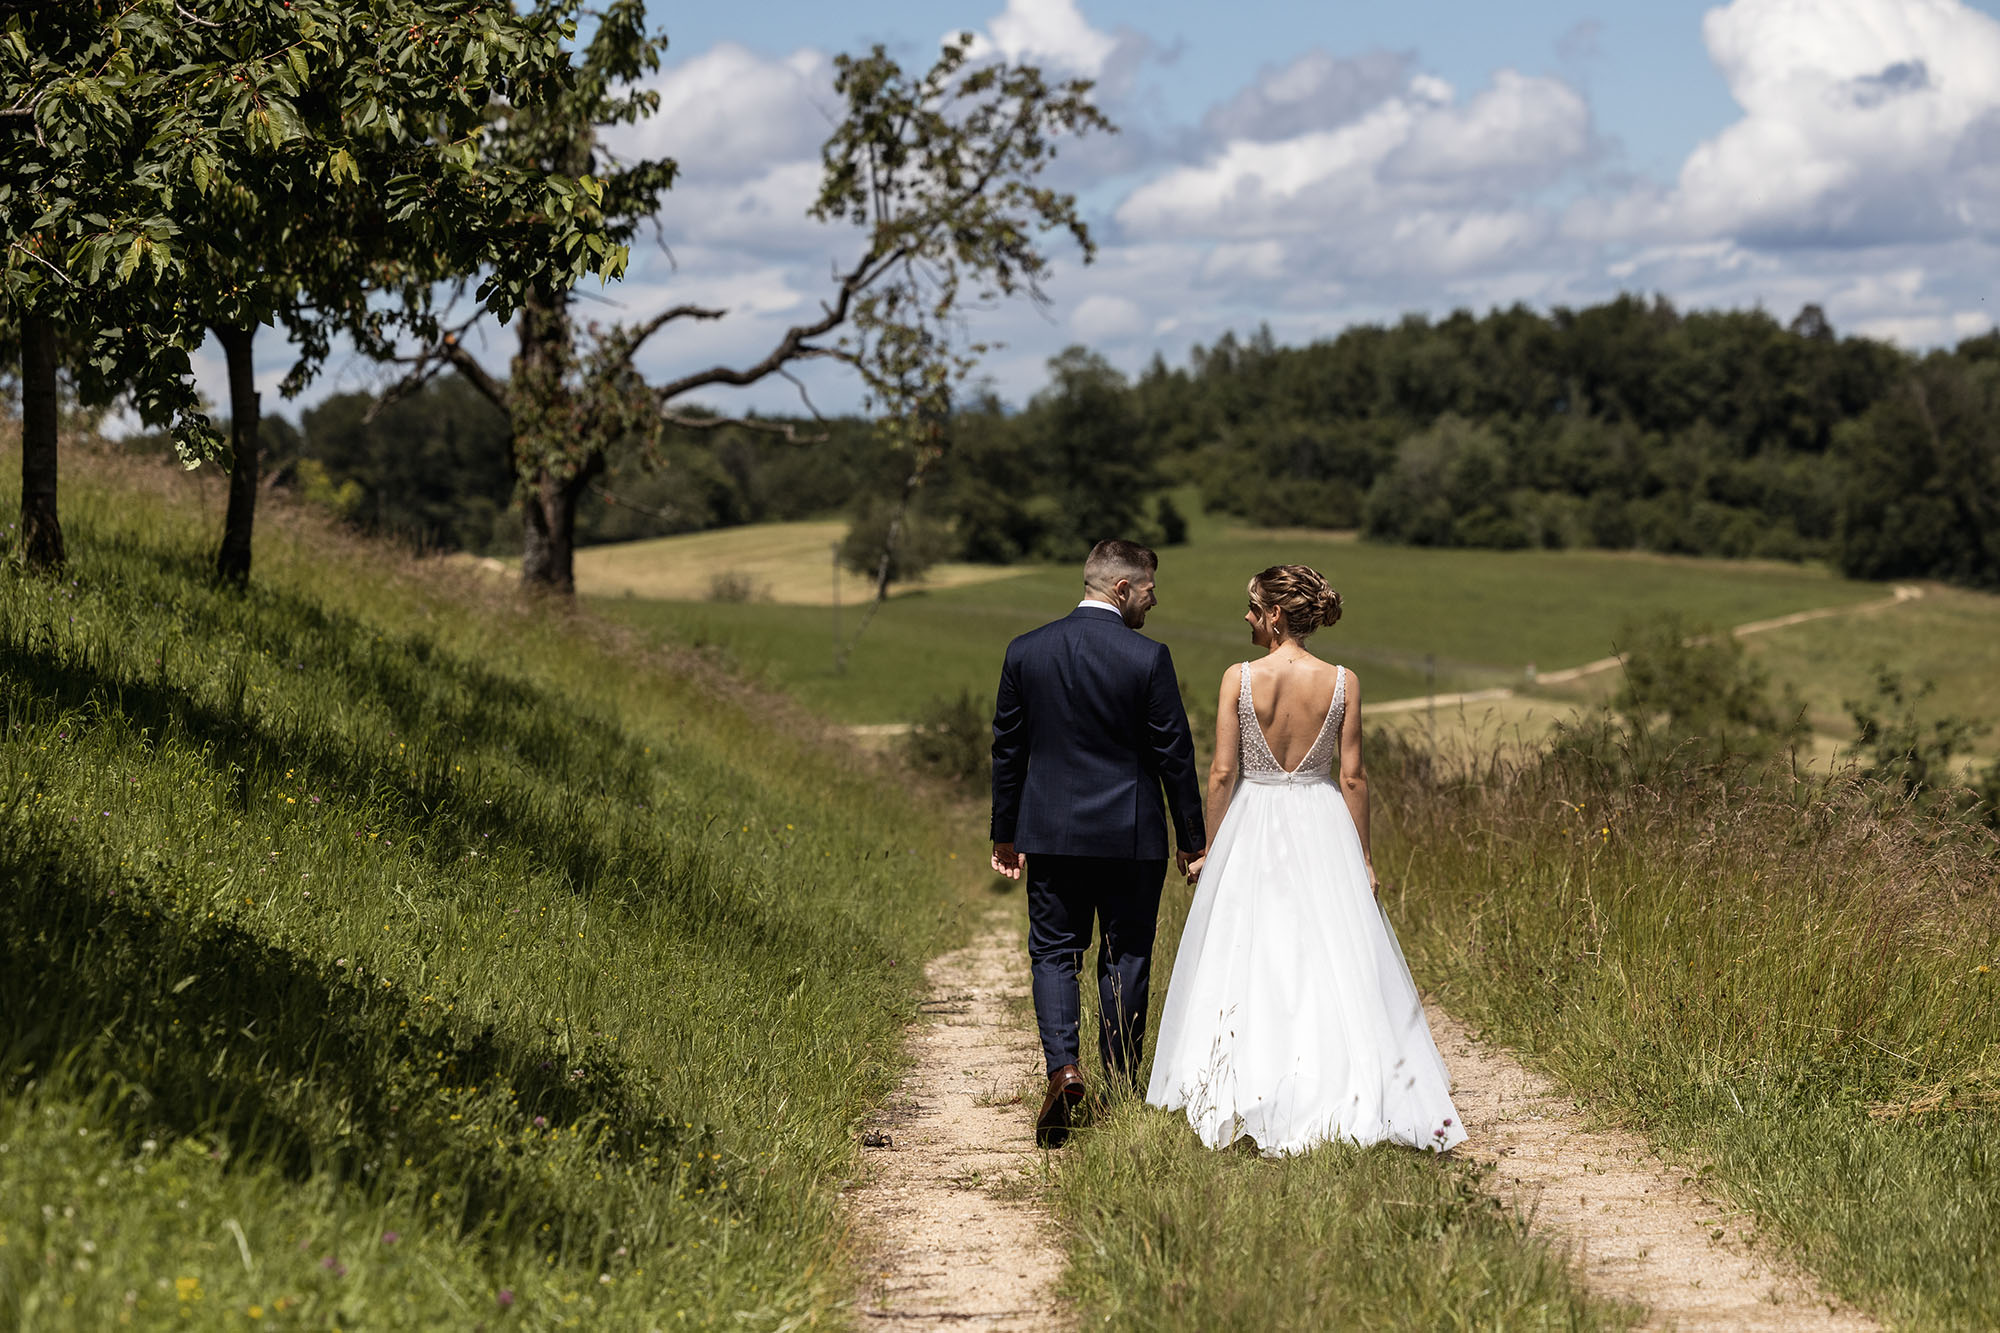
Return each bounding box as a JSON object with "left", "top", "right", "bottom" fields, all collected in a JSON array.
[{"left": 1146, "top": 564, "right": 1466, "bottom": 1155}]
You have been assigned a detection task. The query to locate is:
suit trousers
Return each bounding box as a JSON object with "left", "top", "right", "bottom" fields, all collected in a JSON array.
[{"left": 1025, "top": 854, "right": 1166, "bottom": 1080}]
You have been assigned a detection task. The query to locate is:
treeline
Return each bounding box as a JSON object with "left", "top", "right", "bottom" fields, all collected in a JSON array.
[
  {"left": 283, "top": 294, "right": 1999, "bottom": 589},
  {"left": 274, "top": 346, "right": 1187, "bottom": 565},
  {"left": 1126, "top": 297, "right": 1996, "bottom": 585}
]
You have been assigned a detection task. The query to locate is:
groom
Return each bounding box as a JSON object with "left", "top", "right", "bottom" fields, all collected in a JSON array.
[{"left": 989, "top": 538, "right": 1206, "bottom": 1148}]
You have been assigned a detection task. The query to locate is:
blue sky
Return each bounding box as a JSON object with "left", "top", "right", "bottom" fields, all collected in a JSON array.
[
  {"left": 665, "top": 2, "right": 1744, "bottom": 177},
  {"left": 214, "top": 0, "right": 2000, "bottom": 423}
]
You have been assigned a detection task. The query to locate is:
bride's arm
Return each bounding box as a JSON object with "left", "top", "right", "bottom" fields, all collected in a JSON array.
[
  {"left": 1336, "top": 668, "right": 1376, "bottom": 895},
  {"left": 1193, "top": 665, "right": 1243, "bottom": 873}
]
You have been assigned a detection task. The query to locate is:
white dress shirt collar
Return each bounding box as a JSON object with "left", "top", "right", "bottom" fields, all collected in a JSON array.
[{"left": 1077, "top": 597, "right": 1121, "bottom": 614}]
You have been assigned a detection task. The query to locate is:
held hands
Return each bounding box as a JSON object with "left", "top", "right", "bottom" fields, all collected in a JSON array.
[
  {"left": 1178, "top": 849, "right": 1205, "bottom": 884},
  {"left": 991, "top": 842, "right": 1023, "bottom": 880}
]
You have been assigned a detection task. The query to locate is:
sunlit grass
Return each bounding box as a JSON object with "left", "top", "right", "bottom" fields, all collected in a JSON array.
[
  {"left": 0, "top": 449, "right": 979, "bottom": 1328},
  {"left": 1032, "top": 865, "right": 1640, "bottom": 1332},
  {"left": 1379, "top": 739, "right": 2000, "bottom": 1328},
  {"left": 596, "top": 529, "right": 1887, "bottom": 725},
  {"left": 551, "top": 518, "right": 1034, "bottom": 605}
]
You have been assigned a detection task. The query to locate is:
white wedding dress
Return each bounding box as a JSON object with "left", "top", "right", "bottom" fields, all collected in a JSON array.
[{"left": 1146, "top": 662, "right": 1467, "bottom": 1155}]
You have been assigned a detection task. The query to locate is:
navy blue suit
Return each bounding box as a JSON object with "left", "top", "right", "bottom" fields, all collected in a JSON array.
[{"left": 991, "top": 605, "right": 1206, "bottom": 1079}]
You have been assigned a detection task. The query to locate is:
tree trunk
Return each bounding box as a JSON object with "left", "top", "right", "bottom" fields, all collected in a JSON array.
[
  {"left": 18, "top": 312, "right": 63, "bottom": 571},
  {"left": 511, "top": 279, "right": 597, "bottom": 597},
  {"left": 214, "top": 325, "right": 260, "bottom": 586},
  {"left": 520, "top": 467, "right": 593, "bottom": 596}
]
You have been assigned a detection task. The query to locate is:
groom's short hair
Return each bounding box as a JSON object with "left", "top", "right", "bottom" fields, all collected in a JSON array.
[{"left": 1084, "top": 539, "right": 1158, "bottom": 590}]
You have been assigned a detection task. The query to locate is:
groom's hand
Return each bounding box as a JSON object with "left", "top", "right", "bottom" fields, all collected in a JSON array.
[
  {"left": 991, "top": 842, "right": 1023, "bottom": 880},
  {"left": 1176, "top": 848, "right": 1202, "bottom": 882}
]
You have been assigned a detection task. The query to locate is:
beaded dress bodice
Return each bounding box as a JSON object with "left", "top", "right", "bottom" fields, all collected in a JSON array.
[{"left": 1237, "top": 662, "right": 1344, "bottom": 784}]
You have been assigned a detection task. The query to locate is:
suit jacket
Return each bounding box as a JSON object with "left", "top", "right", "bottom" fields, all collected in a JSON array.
[{"left": 990, "top": 605, "right": 1206, "bottom": 861}]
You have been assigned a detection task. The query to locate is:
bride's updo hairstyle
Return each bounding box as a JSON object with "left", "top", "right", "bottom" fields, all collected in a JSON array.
[{"left": 1249, "top": 564, "right": 1343, "bottom": 638}]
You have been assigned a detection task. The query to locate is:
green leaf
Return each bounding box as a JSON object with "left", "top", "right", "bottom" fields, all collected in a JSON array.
[
  {"left": 287, "top": 46, "right": 309, "bottom": 85},
  {"left": 116, "top": 236, "right": 144, "bottom": 283},
  {"left": 191, "top": 154, "right": 211, "bottom": 194},
  {"left": 329, "top": 148, "right": 358, "bottom": 186},
  {"left": 264, "top": 97, "right": 303, "bottom": 145}
]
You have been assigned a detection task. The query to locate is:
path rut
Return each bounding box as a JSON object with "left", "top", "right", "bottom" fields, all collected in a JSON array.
[
  {"left": 1429, "top": 1006, "right": 1879, "bottom": 1332},
  {"left": 853, "top": 917, "right": 1882, "bottom": 1330},
  {"left": 850, "top": 919, "right": 1066, "bottom": 1329}
]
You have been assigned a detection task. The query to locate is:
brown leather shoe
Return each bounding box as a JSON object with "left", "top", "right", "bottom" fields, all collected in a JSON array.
[{"left": 1036, "top": 1064, "right": 1086, "bottom": 1148}]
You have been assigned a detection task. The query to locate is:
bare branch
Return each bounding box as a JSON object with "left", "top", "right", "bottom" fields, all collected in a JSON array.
[
  {"left": 613, "top": 302, "right": 726, "bottom": 371},
  {"left": 370, "top": 317, "right": 507, "bottom": 421},
  {"left": 650, "top": 243, "right": 905, "bottom": 403},
  {"left": 436, "top": 340, "right": 511, "bottom": 414},
  {"left": 775, "top": 366, "right": 830, "bottom": 422},
  {"left": 659, "top": 409, "right": 830, "bottom": 444},
  {"left": 588, "top": 483, "right": 679, "bottom": 523}
]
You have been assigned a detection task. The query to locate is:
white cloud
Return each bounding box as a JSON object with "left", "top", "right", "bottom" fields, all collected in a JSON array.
[
  {"left": 606, "top": 43, "right": 832, "bottom": 184},
  {"left": 961, "top": 0, "right": 1121, "bottom": 76},
  {"left": 1200, "top": 49, "right": 1412, "bottom": 144},
  {"left": 1117, "top": 67, "right": 1591, "bottom": 286},
  {"left": 1069, "top": 293, "right": 1147, "bottom": 340},
  {"left": 219, "top": 0, "right": 2000, "bottom": 433},
  {"left": 1575, "top": 0, "right": 2000, "bottom": 244}
]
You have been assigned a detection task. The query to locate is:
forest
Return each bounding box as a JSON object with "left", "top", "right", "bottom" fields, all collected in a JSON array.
[{"left": 276, "top": 295, "right": 2000, "bottom": 589}]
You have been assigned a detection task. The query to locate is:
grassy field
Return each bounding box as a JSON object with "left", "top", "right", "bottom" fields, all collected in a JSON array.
[
  {"left": 1377, "top": 742, "right": 2000, "bottom": 1327},
  {"left": 592, "top": 522, "right": 1886, "bottom": 725},
  {"left": 1740, "top": 584, "right": 2000, "bottom": 755},
  {"left": 1029, "top": 734, "right": 2000, "bottom": 1329},
  {"left": 0, "top": 451, "right": 983, "bottom": 1329},
  {"left": 536, "top": 519, "right": 1033, "bottom": 606},
  {"left": 1036, "top": 885, "right": 1638, "bottom": 1332}
]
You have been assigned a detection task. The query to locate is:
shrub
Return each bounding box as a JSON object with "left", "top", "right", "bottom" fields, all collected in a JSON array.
[
  {"left": 840, "top": 502, "right": 954, "bottom": 585},
  {"left": 900, "top": 691, "right": 990, "bottom": 792},
  {"left": 1548, "top": 611, "right": 1806, "bottom": 779},
  {"left": 706, "top": 570, "right": 763, "bottom": 603}
]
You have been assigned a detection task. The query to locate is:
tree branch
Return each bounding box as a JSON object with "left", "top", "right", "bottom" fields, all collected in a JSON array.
[
  {"left": 650, "top": 242, "right": 906, "bottom": 403},
  {"left": 370, "top": 320, "right": 509, "bottom": 421},
  {"left": 614, "top": 303, "right": 726, "bottom": 371},
  {"left": 660, "top": 409, "right": 829, "bottom": 443},
  {"left": 588, "top": 482, "right": 679, "bottom": 523}
]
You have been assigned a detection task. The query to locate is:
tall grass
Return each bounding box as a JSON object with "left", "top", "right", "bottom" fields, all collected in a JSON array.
[
  {"left": 0, "top": 449, "right": 978, "bottom": 1328},
  {"left": 1036, "top": 873, "right": 1636, "bottom": 1331},
  {"left": 1378, "top": 734, "right": 2000, "bottom": 1328}
]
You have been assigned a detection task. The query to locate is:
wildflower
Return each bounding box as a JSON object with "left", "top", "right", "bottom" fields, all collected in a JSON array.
[
  {"left": 1978, "top": 965, "right": 1992, "bottom": 976},
  {"left": 174, "top": 1277, "right": 199, "bottom": 1301},
  {"left": 381, "top": 1231, "right": 399, "bottom": 1245},
  {"left": 497, "top": 1289, "right": 516, "bottom": 1309},
  {"left": 247, "top": 1305, "right": 264, "bottom": 1319}
]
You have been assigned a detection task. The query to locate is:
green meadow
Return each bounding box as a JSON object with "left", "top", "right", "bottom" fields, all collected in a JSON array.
[
  {"left": 592, "top": 523, "right": 1887, "bottom": 725},
  {"left": 0, "top": 451, "right": 984, "bottom": 1329},
  {"left": 11, "top": 449, "right": 1999, "bottom": 1331}
]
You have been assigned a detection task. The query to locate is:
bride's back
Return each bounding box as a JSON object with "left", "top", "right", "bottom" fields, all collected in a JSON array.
[{"left": 1245, "top": 656, "right": 1344, "bottom": 772}]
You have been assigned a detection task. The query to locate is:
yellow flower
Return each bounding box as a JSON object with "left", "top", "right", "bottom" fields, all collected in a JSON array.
[
  {"left": 175, "top": 1277, "right": 199, "bottom": 1301},
  {"left": 247, "top": 1306, "right": 264, "bottom": 1319}
]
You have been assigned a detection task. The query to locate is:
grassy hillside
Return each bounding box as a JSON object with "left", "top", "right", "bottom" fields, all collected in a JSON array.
[
  {"left": 595, "top": 525, "right": 1885, "bottom": 725},
  {"left": 1381, "top": 742, "right": 2000, "bottom": 1327},
  {"left": 0, "top": 450, "right": 980, "bottom": 1329}
]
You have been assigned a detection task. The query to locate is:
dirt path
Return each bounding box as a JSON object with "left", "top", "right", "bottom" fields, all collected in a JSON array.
[
  {"left": 851, "top": 916, "right": 1879, "bottom": 1330},
  {"left": 850, "top": 917, "right": 1068, "bottom": 1330},
  {"left": 1428, "top": 1006, "right": 1879, "bottom": 1332}
]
